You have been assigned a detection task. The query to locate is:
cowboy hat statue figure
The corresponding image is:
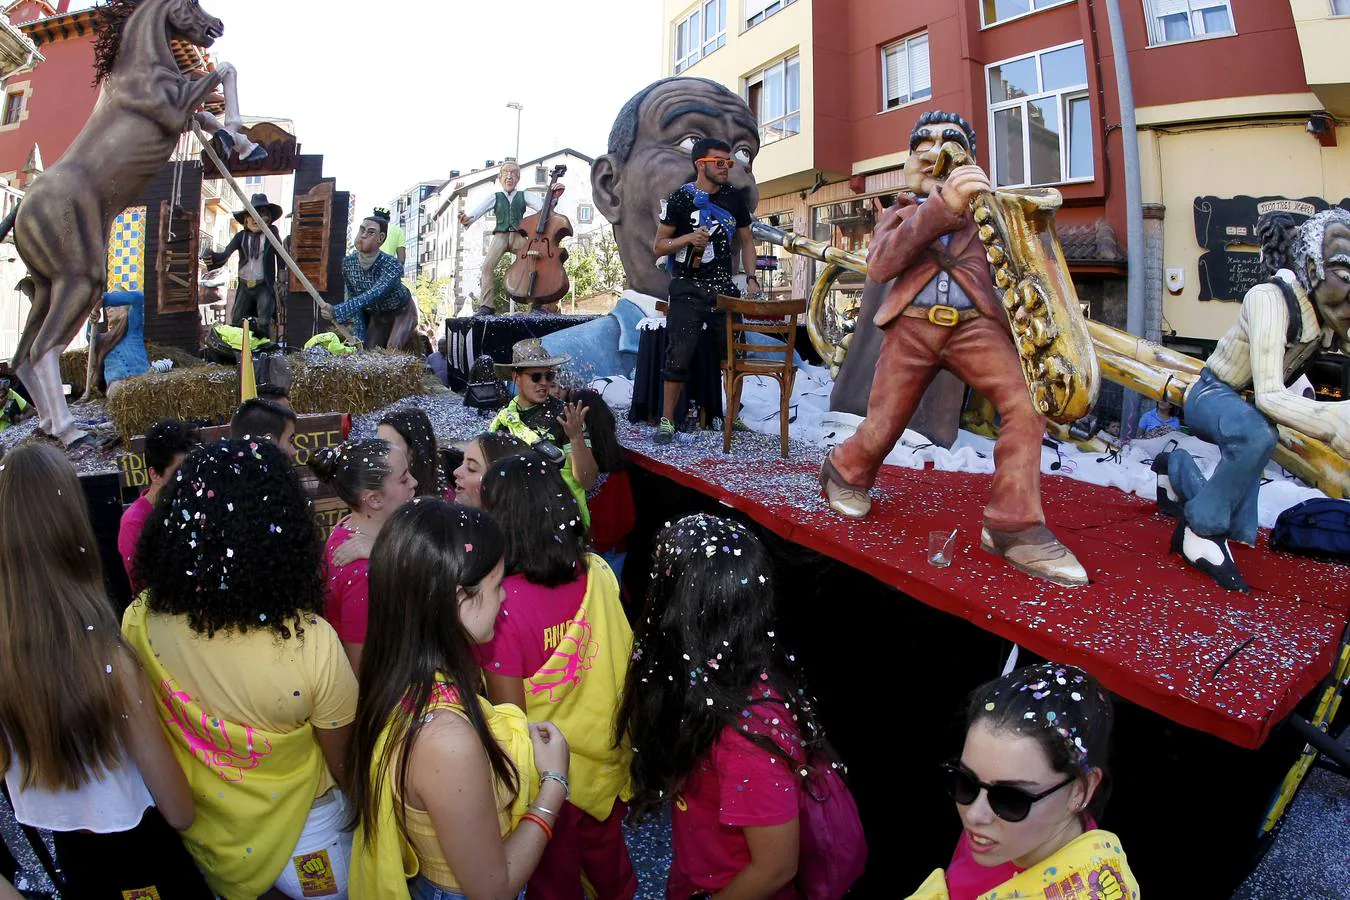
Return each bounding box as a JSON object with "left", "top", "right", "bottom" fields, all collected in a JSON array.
[{"left": 203, "top": 193, "right": 285, "bottom": 340}]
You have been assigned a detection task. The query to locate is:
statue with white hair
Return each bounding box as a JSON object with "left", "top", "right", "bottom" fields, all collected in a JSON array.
[{"left": 1154, "top": 208, "right": 1350, "bottom": 590}]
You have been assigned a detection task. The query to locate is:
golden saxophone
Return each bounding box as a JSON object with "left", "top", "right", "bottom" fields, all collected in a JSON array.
[{"left": 928, "top": 140, "right": 1099, "bottom": 423}]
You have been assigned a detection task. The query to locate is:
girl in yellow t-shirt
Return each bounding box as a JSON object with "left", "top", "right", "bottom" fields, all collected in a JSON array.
[
  {"left": 349, "top": 500, "right": 571, "bottom": 900},
  {"left": 127, "top": 438, "right": 358, "bottom": 900},
  {"left": 906, "top": 662, "right": 1139, "bottom": 900}
]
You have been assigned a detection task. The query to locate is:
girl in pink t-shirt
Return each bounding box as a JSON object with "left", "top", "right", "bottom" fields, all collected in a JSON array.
[
  {"left": 477, "top": 451, "right": 637, "bottom": 900},
  {"left": 310, "top": 438, "right": 417, "bottom": 674},
  {"left": 616, "top": 514, "right": 833, "bottom": 900}
]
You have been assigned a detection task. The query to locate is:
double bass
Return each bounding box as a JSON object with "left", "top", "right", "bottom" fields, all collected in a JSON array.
[{"left": 505, "top": 164, "right": 573, "bottom": 307}]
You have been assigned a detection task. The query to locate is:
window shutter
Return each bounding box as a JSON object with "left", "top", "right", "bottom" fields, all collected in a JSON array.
[
  {"left": 910, "top": 35, "right": 932, "bottom": 98},
  {"left": 745, "top": 0, "right": 774, "bottom": 19},
  {"left": 290, "top": 182, "right": 333, "bottom": 293},
  {"left": 156, "top": 201, "right": 198, "bottom": 314},
  {"left": 1149, "top": 0, "right": 1191, "bottom": 15},
  {"left": 884, "top": 44, "right": 906, "bottom": 105}
]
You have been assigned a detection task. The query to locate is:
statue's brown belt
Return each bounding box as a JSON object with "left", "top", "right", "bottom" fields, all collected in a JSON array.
[{"left": 902, "top": 304, "right": 981, "bottom": 326}]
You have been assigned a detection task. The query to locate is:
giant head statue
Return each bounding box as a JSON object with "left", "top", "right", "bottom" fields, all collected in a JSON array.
[
  {"left": 1293, "top": 208, "right": 1350, "bottom": 344},
  {"left": 592, "top": 77, "right": 761, "bottom": 298}
]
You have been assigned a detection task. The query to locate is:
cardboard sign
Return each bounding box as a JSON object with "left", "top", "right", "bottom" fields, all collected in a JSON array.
[{"left": 119, "top": 413, "right": 345, "bottom": 494}]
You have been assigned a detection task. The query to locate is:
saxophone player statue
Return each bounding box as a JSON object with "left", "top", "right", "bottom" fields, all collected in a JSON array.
[
  {"left": 819, "top": 112, "right": 1089, "bottom": 588},
  {"left": 1155, "top": 209, "right": 1350, "bottom": 591}
]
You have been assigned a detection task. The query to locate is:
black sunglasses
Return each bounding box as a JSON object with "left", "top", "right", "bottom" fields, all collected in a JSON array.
[
  {"left": 940, "top": 762, "right": 1076, "bottom": 823},
  {"left": 527, "top": 371, "right": 557, "bottom": 384}
]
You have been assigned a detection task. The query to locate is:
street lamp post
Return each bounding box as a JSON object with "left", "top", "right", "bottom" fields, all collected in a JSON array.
[{"left": 506, "top": 101, "right": 523, "bottom": 161}]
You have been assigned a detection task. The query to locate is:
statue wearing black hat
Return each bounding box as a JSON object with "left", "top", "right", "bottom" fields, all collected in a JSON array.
[{"left": 203, "top": 192, "right": 284, "bottom": 340}]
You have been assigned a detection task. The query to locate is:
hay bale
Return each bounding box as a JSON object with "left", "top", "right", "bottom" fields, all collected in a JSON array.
[
  {"left": 60, "top": 349, "right": 89, "bottom": 394},
  {"left": 290, "top": 351, "right": 426, "bottom": 416},
  {"left": 105, "top": 350, "right": 426, "bottom": 438},
  {"left": 106, "top": 365, "right": 240, "bottom": 439}
]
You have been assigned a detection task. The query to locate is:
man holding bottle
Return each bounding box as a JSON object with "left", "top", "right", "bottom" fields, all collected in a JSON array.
[{"left": 649, "top": 138, "right": 758, "bottom": 445}]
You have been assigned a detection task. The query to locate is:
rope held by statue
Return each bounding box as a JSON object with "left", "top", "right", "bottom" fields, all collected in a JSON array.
[{"left": 191, "top": 121, "right": 360, "bottom": 348}]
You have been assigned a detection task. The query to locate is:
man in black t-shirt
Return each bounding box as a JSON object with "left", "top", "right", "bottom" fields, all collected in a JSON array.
[{"left": 650, "top": 137, "right": 759, "bottom": 444}]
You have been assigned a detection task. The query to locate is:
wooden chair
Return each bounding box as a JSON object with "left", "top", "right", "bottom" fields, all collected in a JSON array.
[{"left": 716, "top": 295, "right": 807, "bottom": 458}]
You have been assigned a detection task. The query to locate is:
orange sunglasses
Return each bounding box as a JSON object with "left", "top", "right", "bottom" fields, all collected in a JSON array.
[{"left": 697, "top": 157, "right": 735, "bottom": 170}]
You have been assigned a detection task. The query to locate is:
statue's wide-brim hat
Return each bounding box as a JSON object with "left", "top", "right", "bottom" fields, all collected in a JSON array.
[
  {"left": 494, "top": 338, "right": 571, "bottom": 378},
  {"left": 235, "top": 193, "right": 283, "bottom": 225}
]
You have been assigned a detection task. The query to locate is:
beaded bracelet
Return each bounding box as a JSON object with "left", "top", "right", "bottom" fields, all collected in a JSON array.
[
  {"left": 521, "top": 812, "right": 553, "bottom": 841},
  {"left": 539, "top": 770, "right": 570, "bottom": 800}
]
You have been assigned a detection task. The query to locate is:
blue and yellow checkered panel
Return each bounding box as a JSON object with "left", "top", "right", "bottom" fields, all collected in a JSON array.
[{"left": 106, "top": 206, "right": 147, "bottom": 292}]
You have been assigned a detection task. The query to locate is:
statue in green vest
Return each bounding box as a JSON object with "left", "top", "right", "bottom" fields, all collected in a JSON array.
[{"left": 460, "top": 160, "right": 564, "bottom": 316}]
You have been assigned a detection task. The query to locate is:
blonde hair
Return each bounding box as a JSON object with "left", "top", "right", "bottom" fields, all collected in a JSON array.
[{"left": 0, "top": 444, "right": 134, "bottom": 790}]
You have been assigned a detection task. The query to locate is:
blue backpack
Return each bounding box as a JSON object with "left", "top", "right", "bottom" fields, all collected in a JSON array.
[{"left": 1270, "top": 498, "right": 1350, "bottom": 561}]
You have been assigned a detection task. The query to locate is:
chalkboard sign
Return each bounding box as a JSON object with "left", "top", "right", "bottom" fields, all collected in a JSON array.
[{"left": 1194, "top": 195, "right": 1350, "bottom": 302}]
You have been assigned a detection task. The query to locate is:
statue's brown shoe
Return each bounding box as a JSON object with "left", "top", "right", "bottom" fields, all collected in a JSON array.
[
  {"left": 981, "top": 525, "right": 1088, "bottom": 587},
  {"left": 820, "top": 454, "right": 871, "bottom": 519}
]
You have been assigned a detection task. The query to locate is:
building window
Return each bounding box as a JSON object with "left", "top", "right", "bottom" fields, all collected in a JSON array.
[
  {"left": 987, "top": 43, "right": 1093, "bottom": 188},
  {"left": 243, "top": 175, "right": 263, "bottom": 187},
  {"left": 577, "top": 203, "right": 594, "bottom": 224},
  {"left": 1144, "top": 0, "right": 1235, "bottom": 45},
  {"left": 745, "top": 0, "right": 796, "bottom": 29},
  {"left": 981, "top": 0, "right": 1073, "bottom": 28},
  {"left": 1335, "top": 0, "right": 1350, "bottom": 14},
  {"left": 746, "top": 55, "right": 800, "bottom": 146},
  {"left": 674, "top": 0, "right": 726, "bottom": 74},
  {"left": 535, "top": 165, "right": 547, "bottom": 185},
  {"left": 881, "top": 33, "right": 931, "bottom": 110},
  {"left": 1, "top": 91, "right": 24, "bottom": 126}
]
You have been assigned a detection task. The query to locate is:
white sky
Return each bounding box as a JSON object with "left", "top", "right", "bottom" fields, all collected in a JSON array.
[{"left": 124, "top": 0, "right": 664, "bottom": 209}]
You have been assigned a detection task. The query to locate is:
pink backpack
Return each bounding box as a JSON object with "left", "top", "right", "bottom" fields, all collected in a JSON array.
[{"left": 797, "top": 756, "right": 867, "bottom": 899}]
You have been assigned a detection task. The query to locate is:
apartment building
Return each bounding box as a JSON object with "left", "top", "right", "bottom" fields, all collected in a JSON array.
[
  {"left": 661, "top": 0, "right": 1350, "bottom": 359},
  {"left": 387, "top": 180, "right": 445, "bottom": 279}
]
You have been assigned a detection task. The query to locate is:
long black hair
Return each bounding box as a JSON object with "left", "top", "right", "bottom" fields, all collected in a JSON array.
[
  {"left": 967, "top": 662, "right": 1115, "bottom": 820},
  {"left": 380, "top": 407, "right": 444, "bottom": 497},
  {"left": 615, "top": 513, "right": 827, "bottom": 819},
  {"left": 568, "top": 389, "right": 623, "bottom": 473},
  {"left": 1257, "top": 211, "right": 1299, "bottom": 279},
  {"left": 349, "top": 499, "right": 515, "bottom": 842},
  {"left": 137, "top": 438, "right": 323, "bottom": 640},
  {"left": 479, "top": 452, "right": 587, "bottom": 587}
]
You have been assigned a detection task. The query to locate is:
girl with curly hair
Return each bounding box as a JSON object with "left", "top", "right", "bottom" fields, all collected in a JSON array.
[
  {"left": 477, "top": 453, "right": 636, "bottom": 900},
  {"left": 905, "top": 662, "right": 1137, "bottom": 899},
  {"left": 312, "top": 438, "right": 418, "bottom": 673},
  {"left": 0, "top": 444, "right": 207, "bottom": 898},
  {"left": 124, "top": 439, "right": 358, "bottom": 900},
  {"left": 615, "top": 514, "right": 833, "bottom": 900},
  {"left": 348, "top": 500, "right": 571, "bottom": 899}
]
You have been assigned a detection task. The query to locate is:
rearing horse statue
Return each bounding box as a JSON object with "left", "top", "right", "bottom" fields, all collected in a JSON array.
[{"left": 0, "top": 0, "right": 232, "bottom": 447}]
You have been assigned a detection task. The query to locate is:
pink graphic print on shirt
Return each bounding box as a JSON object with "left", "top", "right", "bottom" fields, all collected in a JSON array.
[
  {"left": 525, "top": 610, "right": 599, "bottom": 703},
  {"left": 161, "top": 679, "right": 273, "bottom": 782}
]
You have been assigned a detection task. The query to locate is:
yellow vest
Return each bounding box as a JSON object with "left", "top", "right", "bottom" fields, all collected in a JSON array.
[
  {"left": 122, "top": 600, "right": 326, "bottom": 899},
  {"left": 906, "top": 829, "right": 1139, "bottom": 900},
  {"left": 489, "top": 397, "right": 591, "bottom": 528},
  {"left": 519, "top": 554, "right": 633, "bottom": 820},
  {"left": 349, "top": 681, "right": 539, "bottom": 899}
]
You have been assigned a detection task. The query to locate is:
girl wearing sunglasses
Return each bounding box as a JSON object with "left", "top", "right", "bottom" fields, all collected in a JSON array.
[{"left": 907, "top": 662, "right": 1139, "bottom": 899}]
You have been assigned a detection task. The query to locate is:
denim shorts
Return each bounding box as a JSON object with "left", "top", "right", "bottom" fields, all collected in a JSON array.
[{"left": 409, "top": 876, "right": 524, "bottom": 900}]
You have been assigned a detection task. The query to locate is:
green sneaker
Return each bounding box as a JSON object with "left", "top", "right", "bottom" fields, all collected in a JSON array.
[{"left": 653, "top": 417, "right": 676, "bottom": 445}]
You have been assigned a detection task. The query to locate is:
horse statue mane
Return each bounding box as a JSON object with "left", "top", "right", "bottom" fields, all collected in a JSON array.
[{"left": 91, "top": 0, "right": 144, "bottom": 84}]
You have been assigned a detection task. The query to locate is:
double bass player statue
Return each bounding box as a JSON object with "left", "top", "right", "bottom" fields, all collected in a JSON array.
[{"left": 460, "top": 161, "right": 568, "bottom": 315}]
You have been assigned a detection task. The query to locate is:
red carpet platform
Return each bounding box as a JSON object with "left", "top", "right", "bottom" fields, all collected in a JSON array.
[{"left": 625, "top": 446, "right": 1350, "bottom": 750}]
